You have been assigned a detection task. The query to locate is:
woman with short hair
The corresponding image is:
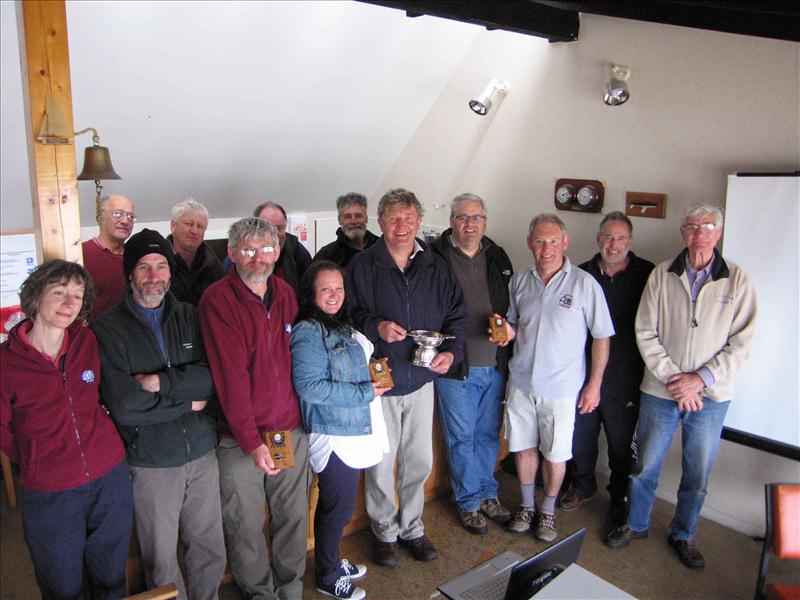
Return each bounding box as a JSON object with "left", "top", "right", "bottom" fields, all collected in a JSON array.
[{"left": 0, "top": 259, "right": 133, "bottom": 599}]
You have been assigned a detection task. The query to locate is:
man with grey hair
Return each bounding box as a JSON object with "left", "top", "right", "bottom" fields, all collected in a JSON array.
[
  {"left": 167, "top": 198, "right": 224, "bottom": 305},
  {"left": 346, "top": 188, "right": 467, "bottom": 567},
  {"left": 314, "top": 192, "right": 379, "bottom": 267},
  {"left": 502, "top": 213, "right": 614, "bottom": 542},
  {"left": 607, "top": 205, "right": 756, "bottom": 570},
  {"left": 82, "top": 194, "right": 136, "bottom": 320},
  {"left": 560, "top": 212, "right": 654, "bottom": 524},
  {"left": 199, "top": 217, "right": 310, "bottom": 597},
  {"left": 430, "top": 193, "right": 514, "bottom": 535}
]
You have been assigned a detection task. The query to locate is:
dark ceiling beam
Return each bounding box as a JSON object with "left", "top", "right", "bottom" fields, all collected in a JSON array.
[
  {"left": 360, "top": 0, "right": 580, "bottom": 42},
  {"left": 534, "top": 1, "right": 800, "bottom": 42}
]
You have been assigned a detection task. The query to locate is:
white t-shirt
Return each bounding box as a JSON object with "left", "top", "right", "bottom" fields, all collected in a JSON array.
[{"left": 308, "top": 330, "right": 390, "bottom": 473}]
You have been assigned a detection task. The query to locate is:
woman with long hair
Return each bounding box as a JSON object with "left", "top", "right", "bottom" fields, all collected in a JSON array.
[{"left": 290, "top": 261, "right": 390, "bottom": 600}]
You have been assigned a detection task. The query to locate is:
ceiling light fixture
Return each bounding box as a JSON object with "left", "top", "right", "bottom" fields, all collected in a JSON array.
[
  {"left": 469, "top": 78, "right": 509, "bottom": 116},
  {"left": 604, "top": 64, "right": 631, "bottom": 106}
]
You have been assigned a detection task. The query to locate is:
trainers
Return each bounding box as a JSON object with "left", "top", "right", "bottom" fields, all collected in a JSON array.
[
  {"left": 338, "top": 558, "right": 367, "bottom": 581},
  {"left": 372, "top": 538, "right": 398, "bottom": 568},
  {"left": 480, "top": 498, "right": 512, "bottom": 524},
  {"left": 534, "top": 512, "right": 558, "bottom": 542},
  {"left": 459, "top": 510, "right": 488, "bottom": 535},
  {"left": 558, "top": 488, "right": 594, "bottom": 512},
  {"left": 398, "top": 534, "right": 438, "bottom": 561},
  {"left": 605, "top": 525, "right": 648, "bottom": 549},
  {"left": 668, "top": 536, "right": 705, "bottom": 569},
  {"left": 507, "top": 505, "right": 535, "bottom": 535},
  {"left": 316, "top": 576, "right": 366, "bottom": 600}
]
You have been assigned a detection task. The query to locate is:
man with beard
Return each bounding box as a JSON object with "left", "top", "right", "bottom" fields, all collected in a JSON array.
[
  {"left": 82, "top": 194, "right": 136, "bottom": 321},
  {"left": 314, "top": 192, "right": 379, "bottom": 268},
  {"left": 199, "top": 217, "right": 310, "bottom": 598},
  {"left": 93, "top": 229, "right": 226, "bottom": 599}
]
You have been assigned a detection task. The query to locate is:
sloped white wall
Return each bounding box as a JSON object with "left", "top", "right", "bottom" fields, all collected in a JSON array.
[
  {"left": 0, "top": 1, "right": 480, "bottom": 231},
  {"left": 374, "top": 14, "right": 799, "bottom": 535}
]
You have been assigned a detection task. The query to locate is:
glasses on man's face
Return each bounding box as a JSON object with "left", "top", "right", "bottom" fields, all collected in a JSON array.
[
  {"left": 681, "top": 223, "right": 718, "bottom": 233},
  {"left": 453, "top": 214, "right": 487, "bottom": 224},
  {"left": 239, "top": 245, "right": 275, "bottom": 258},
  {"left": 106, "top": 210, "right": 136, "bottom": 222}
]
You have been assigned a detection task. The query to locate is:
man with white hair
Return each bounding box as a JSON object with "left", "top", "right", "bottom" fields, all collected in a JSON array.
[
  {"left": 314, "top": 192, "right": 379, "bottom": 268},
  {"left": 167, "top": 198, "right": 224, "bottom": 305},
  {"left": 82, "top": 194, "right": 136, "bottom": 320},
  {"left": 606, "top": 205, "right": 757, "bottom": 570}
]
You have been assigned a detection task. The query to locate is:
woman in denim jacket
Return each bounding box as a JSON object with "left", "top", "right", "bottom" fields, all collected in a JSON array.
[{"left": 291, "top": 261, "right": 390, "bottom": 600}]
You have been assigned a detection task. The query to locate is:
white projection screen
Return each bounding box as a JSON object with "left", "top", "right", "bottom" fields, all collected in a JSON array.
[{"left": 721, "top": 173, "right": 799, "bottom": 459}]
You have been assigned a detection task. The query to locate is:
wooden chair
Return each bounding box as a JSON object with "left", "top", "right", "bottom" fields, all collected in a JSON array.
[
  {"left": 1, "top": 451, "right": 16, "bottom": 509},
  {"left": 123, "top": 583, "right": 179, "bottom": 600},
  {"left": 755, "top": 483, "right": 800, "bottom": 600}
]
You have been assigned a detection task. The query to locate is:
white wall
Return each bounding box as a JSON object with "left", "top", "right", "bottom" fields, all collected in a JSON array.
[{"left": 374, "top": 14, "right": 799, "bottom": 536}]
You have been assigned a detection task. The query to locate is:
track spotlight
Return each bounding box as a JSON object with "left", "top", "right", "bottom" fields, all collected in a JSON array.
[
  {"left": 604, "top": 64, "right": 631, "bottom": 106},
  {"left": 469, "top": 79, "right": 509, "bottom": 116}
]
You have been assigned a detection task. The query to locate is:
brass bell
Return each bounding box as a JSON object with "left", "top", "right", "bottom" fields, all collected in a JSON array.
[{"left": 77, "top": 145, "right": 121, "bottom": 181}]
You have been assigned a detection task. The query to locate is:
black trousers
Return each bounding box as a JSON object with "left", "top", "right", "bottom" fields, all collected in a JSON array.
[{"left": 566, "top": 389, "right": 639, "bottom": 501}]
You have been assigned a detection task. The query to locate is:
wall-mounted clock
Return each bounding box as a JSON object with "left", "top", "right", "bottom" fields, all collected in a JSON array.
[{"left": 554, "top": 178, "right": 605, "bottom": 213}]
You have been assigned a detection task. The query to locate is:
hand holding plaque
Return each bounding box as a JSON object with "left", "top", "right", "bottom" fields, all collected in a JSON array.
[
  {"left": 262, "top": 429, "right": 294, "bottom": 469},
  {"left": 489, "top": 315, "right": 508, "bottom": 343},
  {"left": 369, "top": 357, "right": 394, "bottom": 388}
]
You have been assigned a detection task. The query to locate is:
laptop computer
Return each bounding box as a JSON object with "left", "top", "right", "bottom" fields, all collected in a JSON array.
[{"left": 438, "top": 528, "right": 587, "bottom": 600}]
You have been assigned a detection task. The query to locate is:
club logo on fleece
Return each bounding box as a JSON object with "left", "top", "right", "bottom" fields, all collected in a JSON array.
[
  {"left": 285, "top": 323, "right": 292, "bottom": 334},
  {"left": 558, "top": 293, "right": 573, "bottom": 309},
  {"left": 82, "top": 370, "right": 96, "bottom": 383}
]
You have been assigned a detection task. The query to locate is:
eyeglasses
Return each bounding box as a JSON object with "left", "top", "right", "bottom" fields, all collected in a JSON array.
[
  {"left": 105, "top": 209, "right": 136, "bottom": 222},
  {"left": 681, "top": 223, "right": 718, "bottom": 233},
  {"left": 238, "top": 245, "right": 275, "bottom": 258},
  {"left": 453, "top": 214, "right": 487, "bottom": 224}
]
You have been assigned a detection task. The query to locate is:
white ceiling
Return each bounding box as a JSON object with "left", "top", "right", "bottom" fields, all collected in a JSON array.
[{"left": 1, "top": 0, "right": 482, "bottom": 230}]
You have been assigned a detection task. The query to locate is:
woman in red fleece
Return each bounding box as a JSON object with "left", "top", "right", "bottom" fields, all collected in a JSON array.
[{"left": 0, "top": 260, "right": 133, "bottom": 600}]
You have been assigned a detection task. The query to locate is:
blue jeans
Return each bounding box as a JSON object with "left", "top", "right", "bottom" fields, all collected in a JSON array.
[
  {"left": 627, "top": 393, "right": 730, "bottom": 540},
  {"left": 435, "top": 367, "right": 505, "bottom": 512}
]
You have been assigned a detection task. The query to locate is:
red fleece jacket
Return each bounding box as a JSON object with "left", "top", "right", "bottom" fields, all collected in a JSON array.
[
  {"left": 0, "top": 320, "right": 125, "bottom": 492},
  {"left": 199, "top": 270, "right": 301, "bottom": 454}
]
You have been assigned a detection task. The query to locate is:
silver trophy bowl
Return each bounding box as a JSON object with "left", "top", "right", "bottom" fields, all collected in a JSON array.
[{"left": 407, "top": 330, "right": 455, "bottom": 367}]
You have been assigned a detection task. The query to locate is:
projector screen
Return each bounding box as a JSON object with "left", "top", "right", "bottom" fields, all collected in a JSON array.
[{"left": 721, "top": 174, "right": 799, "bottom": 459}]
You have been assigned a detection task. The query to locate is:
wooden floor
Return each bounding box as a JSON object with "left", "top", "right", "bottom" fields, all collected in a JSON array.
[{"left": 3, "top": 469, "right": 798, "bottom": 599}]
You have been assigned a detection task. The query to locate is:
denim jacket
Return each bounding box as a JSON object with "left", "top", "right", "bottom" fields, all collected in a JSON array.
[{"left": 290, "top": 320, "right": 374, "bottom": 435}]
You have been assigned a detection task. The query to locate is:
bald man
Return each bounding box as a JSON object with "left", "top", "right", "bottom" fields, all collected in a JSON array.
[{"left": 82, "top": 195, "right": 136, "bottom": 321}]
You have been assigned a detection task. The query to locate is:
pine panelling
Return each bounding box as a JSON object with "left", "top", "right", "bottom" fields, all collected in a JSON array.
[{"left": 20, "top": 1, "right": 83, "bottom": 263}]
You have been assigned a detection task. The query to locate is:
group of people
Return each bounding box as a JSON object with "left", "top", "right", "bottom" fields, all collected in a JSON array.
[{"left": 0, "top": 186, "right": 756, "bottom": 600}]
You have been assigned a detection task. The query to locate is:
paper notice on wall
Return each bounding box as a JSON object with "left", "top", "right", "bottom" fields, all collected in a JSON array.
[
  {"left": 288, "top": 214, "right": 309, "bottom": 249},
  {"left": 0, "top": 232, "right": 37, "bottom": 339}
]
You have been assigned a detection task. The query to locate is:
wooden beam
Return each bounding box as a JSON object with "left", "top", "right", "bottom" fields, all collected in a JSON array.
[{"left": 18, "top": 0, "right": 83, "bottom": 263}]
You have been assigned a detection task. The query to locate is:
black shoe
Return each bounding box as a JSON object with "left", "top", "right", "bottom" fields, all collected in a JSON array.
[
  {"left": 373, "top": 538, "right": 399, "bottom": 568},
  {"left": 605, "top": 525, "right": 648, "bottom": 549},
  {"left": 399, "top": 534, "right": 438, "bottom": 561},
  {"left": 668, "top": 535, "right": 705, "bottom": 569}
]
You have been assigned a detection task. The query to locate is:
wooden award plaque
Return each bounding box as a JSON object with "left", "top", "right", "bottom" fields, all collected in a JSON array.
[
  {"left": 262, "top": 429, "right": 294, "bottom": 469},
  {"left": 369, "top": 358, "right": 394, "bottom": 388},
  {"left": 489, "top": 316, "right": 508, "bottom": 343}
]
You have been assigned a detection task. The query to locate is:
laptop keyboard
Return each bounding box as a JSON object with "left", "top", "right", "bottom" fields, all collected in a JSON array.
[{"left": 462, "top": 570, "right": 513, "bottom": 600}]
